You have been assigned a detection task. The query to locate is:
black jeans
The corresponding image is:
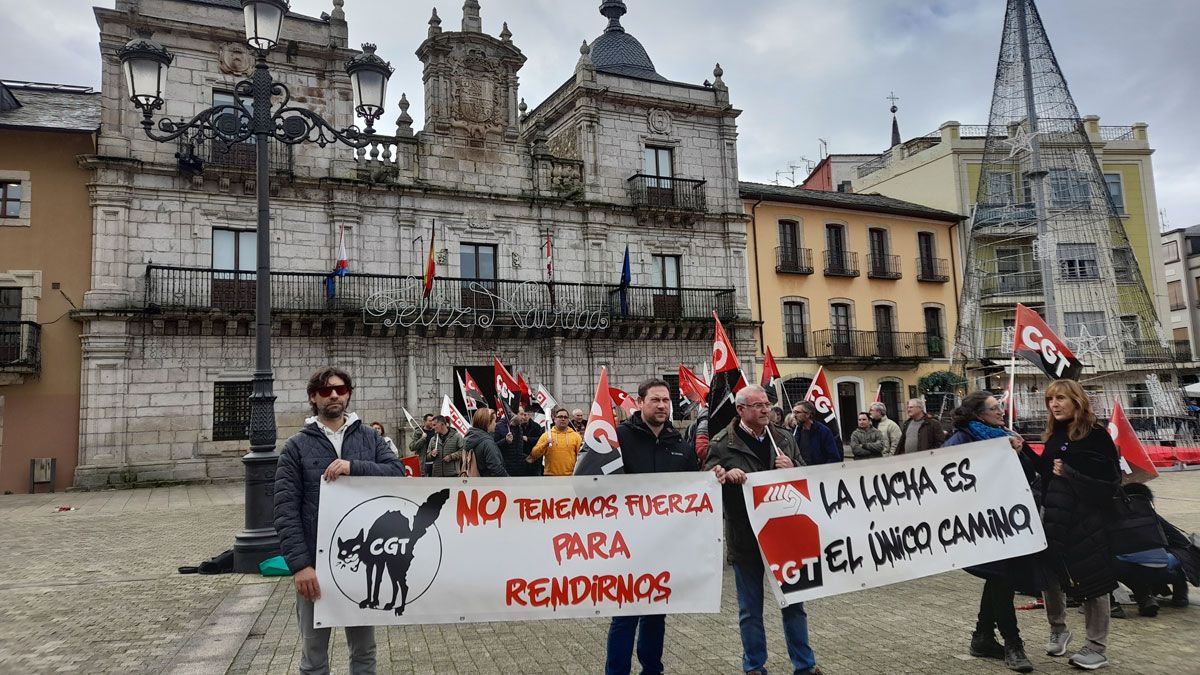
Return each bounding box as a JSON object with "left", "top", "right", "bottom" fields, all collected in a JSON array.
[
  {"left": 1113, "top": 560, "right": 1184, "bottom": 598},
  {"left": 976, "top": 578, "right": 1021, "bottom": 644}
]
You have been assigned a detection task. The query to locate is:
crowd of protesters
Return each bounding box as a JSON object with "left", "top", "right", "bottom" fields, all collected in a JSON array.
[{"left": 276, "top": 366, "right": 1198, "bottom": 675}]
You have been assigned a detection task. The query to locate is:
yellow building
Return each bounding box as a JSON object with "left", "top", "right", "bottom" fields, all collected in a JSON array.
[
  {"left": 0, "top": 82, "right": 98, "bottom": 493},
  {"left": 848, "top": 118, "right": 1166, "bottom": 318},
  {"left": 741, "top": 182, "right": 964, "bottom": 439}
]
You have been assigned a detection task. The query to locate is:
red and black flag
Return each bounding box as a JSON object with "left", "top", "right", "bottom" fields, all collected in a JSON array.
[
  {"left": 494, "top": 357, "right": 520, "bottom": 407},
  {"left": 458, "top": 370, "right": 489, "bottom": 413},
  {"left": 760, "top": 346, "right": 781, "bottom": 405},
  {"left": 706, "top": 313, "right": 747, "bottom": 435},
  {"left": 678, "top": 364, "right": 709, "bottom": 406},
  {"left": 574, "top": 367, "right": 624, "bottom": 475},
  {"left": 516, "top": 373, "right": 532, "bottom": 410},
  {"left": 609, "top": 386, "right": 638, "bottom": 417},
  {"left": 1012, "top": 304, "right": 1083, "bottom": 380},
  {"left": 1109, "top": 401, "right": 1159, "bottom": 483}
]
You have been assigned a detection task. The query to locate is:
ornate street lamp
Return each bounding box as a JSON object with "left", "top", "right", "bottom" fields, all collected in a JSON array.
[{"left": 119, "top": 1, "right": 392, "bottom": 573}]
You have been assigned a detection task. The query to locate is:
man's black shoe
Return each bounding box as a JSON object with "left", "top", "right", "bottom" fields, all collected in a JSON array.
[{"left": 971, "top": 632, "right": 1006, "bottom": 659}]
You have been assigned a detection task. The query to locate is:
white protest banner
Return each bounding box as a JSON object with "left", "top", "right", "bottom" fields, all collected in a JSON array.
[
  {"left": 314, "top": 473, "right": 722, "bottom": 627},
  {"left": 742, "top": 438, "right": 1045, "bottom": 607}
]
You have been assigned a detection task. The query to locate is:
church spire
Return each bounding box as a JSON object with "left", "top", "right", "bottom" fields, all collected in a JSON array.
[{"left": 888, "top": 91, "right": 901, "bottom": 147}]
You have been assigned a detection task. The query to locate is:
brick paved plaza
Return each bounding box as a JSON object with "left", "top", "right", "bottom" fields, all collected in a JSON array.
[{"left": 1, "top": 473, "right": 1198, "bottom": 675}]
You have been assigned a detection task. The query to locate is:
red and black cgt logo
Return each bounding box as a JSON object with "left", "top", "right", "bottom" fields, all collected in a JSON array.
[{"left": 752, "top": 479, "right": 823, "bottom": 593}]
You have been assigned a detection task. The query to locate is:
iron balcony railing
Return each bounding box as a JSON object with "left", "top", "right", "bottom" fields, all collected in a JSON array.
[
  {"left": 1124, "top": 340, "right": 1194, "bottom": 364},
  {"left": 916, "top": 257, "right": 950, "bottom": 282},
  {"left": 823, "top": 250, "right": 859, "bottom": 277},
  {"left": 143, "top": 265, "right": 737, "bottom": 323},
  {"left": 0, "top": 321, "right": 40, "bottom": 373},
  {"left": 775, "top": 247, "right": 814, "bottom": 275},
  {"left": 627, "top": 174, "right": 706, "bottom": 212},
  {"left": 810, "top": 329, "right": 931, "bottom": 361},
  {"left": 867, "top": 254, "right": 902, "bottom": 280},
  {"left": 177, "top": 135, "right": 294, "bottom": 173},
  {"left": 981, "top": 271, "right": 1043, "bottom": 296},
  {"left": 973, "top": 202, "right": 1037, "bottom": 228}
]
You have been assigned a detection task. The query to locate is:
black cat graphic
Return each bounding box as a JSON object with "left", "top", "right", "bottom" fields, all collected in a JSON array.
[{"left": 336, "top": 488, "right": 450, "bottom": 615}]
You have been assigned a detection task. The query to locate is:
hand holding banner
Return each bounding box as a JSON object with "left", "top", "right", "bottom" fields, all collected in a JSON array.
[
  {"left": 741, "top": 439, "right": 1045, "bottom": 607},
  {"left": 314, "top": 473, "right": 722, "bottom": 627}
]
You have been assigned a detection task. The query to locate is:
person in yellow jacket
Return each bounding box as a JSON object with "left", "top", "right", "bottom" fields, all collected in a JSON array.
[{"left": 527, "top": 407, "right": 583, "bottom": 475}]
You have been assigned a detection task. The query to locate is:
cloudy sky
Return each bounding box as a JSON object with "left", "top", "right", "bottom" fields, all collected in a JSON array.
[{"left": 6, "top": 0, "right": 1198, "bottom": 227}]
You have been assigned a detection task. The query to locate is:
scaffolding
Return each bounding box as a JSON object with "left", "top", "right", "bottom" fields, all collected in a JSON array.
[{"left": 955, "top": 0, "right": 1187, "bottom": 442}]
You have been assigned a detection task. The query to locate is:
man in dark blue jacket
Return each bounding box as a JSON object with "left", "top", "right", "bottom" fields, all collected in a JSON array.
[
  {"left": 791, "top": 400, "right": 844, "bottom": 464},
  {"left": 274, "top": 367, "right": 405, "bottom": 675}
]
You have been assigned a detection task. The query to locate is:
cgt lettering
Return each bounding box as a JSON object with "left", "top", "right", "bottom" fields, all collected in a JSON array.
[
  {"left": 771, "top": 557, "right": 821, "bottom": 587},
  {"left": 369, "top": 536, "right": 410, "bottom": 556},
  {"left": 1020, "top": 325, "right": 1071, "bottom": 377}
]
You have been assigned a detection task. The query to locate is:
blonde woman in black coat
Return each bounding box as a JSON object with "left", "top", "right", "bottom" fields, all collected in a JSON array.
[{"left": 1032, "top": 380, "right": 1120, "bottom": 671}]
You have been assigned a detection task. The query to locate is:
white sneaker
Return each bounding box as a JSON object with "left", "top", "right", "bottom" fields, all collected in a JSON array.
[
  {"left": 1068, "top": 646, "right": 1108, "bottom": 670},
  {"left": 1046, "top": 629, "right": 1072, "bottom": 657}
]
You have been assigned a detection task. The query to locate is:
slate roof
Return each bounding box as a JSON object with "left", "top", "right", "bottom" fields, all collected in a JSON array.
[
  {"left": 0, "top": 84, "right": 100, "bottom": 133},
  {"left": 590, "top": 0, "right": 666, "bottom": 82},
  {"left": 591, "top": 31, "right": 665, "bottom": 82},
  {"left": 739, "top": 181, "right": 964, "bottom": 223}
]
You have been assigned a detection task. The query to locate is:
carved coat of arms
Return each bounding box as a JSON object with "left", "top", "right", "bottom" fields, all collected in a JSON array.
[{"left": 450, "top": 52, "right": 505, "bottom": 137}]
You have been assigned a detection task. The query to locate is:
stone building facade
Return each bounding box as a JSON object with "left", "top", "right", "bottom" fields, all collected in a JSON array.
[{"left": 74, "top": 0, "right": 750, "bottom": 487}]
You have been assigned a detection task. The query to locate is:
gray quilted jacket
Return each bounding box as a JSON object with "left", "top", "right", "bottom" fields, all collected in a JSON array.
[{"left": 272, "top": 417, "right": 404, "bottom": 573}]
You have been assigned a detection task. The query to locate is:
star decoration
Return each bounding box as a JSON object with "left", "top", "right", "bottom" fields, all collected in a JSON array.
[
  {"left": 1004, "top": 129, "right": 1038, "bottom": 159},
  {"left": 1066, "top": 324, "right": 1105, "bottom": 362},
  {"left": 1001, "top": 326, "right": 1016, "bottom": 353}
]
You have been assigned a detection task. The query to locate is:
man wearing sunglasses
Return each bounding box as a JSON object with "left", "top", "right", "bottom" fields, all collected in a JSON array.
[{"left": 274, "top": 366, "right": 406, "bottom": 675}]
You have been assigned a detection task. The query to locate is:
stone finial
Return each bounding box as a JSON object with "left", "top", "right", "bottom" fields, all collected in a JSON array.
[
  {"left": 518, "top": 98, "right": 528, "bottom": 116},
  {"left": 331, "top": 0, "right": 345, "bottom": 21},
  {"left": 462, "top": 0, "right": 482, "bottom": 33},
  {"left": 576, "top": 39, "right": 594, "bottom": 79},
  {"left": 712, "top": 63, "right": 725, "bottom": 87},
  {"left": 428, "top": 8, "right": 442, "bottom": 37},
  {"left": 500, "top": 21, "right": 512, "bottom": 43},
  {"left": 395, "top": 93, "right": 414, "bottom": 137},
  {"left": 600, "top": 0, "right": 627, "bottom": 33}
]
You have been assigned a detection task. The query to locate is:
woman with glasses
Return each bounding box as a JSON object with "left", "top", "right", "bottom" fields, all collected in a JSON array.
[
  {"left": 944, "top": 391, "right": 1037, "bottom": 672},
  {"left": 1032, "top": 379, "right": 1121, "bottom": 671},
  {"left": 528, "top": 407, "right": 583, "bottom": 476}
]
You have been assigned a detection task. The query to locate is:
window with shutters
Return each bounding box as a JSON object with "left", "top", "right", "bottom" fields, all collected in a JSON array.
[{"left": 1169, "top": 280, "right": 1185, "bottom": 311}]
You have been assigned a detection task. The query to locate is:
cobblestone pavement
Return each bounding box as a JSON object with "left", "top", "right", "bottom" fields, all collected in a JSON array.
[{"left": 1, "top": 474, "right": 1198, "bottom": 674}]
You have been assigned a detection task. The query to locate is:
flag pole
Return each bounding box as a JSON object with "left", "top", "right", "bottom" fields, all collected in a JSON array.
[
  {"left": 765, "top": 423, "right": 785, "bottom": 458},
  {"left": 1007, "top": 351, "right": 1017, "bottom": 428}
]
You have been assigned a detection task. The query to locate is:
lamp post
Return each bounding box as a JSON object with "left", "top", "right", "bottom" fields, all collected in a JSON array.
[{"left": 119, "top": 0, "right": 393, "bottom": 573}]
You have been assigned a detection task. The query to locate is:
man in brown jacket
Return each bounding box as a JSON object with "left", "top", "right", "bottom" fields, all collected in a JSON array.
[{"left": 896, "top": 398, "right": 945, "bottom": 454}]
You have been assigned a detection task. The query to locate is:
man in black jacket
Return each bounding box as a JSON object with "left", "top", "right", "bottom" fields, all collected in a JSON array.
[
  {"left": 510, "top": 406, "right": 545, "bottom": 476},
  {"left": 274, "top": 367, "right": 405, "bottom": 675},
  {"left": 605, "top": 379, "right": 698, "bottom": 675}
]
